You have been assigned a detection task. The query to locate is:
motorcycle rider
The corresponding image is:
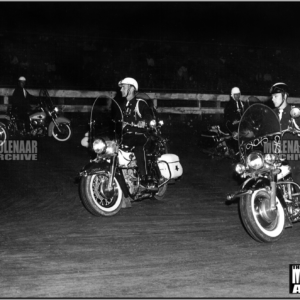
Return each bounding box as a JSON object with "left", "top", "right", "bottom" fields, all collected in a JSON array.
[
  {"left": 224, "top": 87, "right": 249, "bottom": 133},
  {"left": 224, "top": 87, "right": 249, "bottom": 155},
  {"left": 118, "top": 77, "right": 154, "bottom": 187},
  {"left": 10, "top": 76, "right": 34, "bottom": 132},
  {"left": 270, "top": 82, "right": 300, "bottom": 184}
]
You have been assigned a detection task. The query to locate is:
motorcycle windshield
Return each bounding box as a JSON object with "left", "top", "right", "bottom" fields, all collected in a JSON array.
[
  {"left": 39, "top": 89, "right": 55, "bottom": 113},
  {"left": 90, "top": 96, "right": 123, "bottom": 145},
  {"left": 238, "top": 103, "right": 281, "bottom": 162},
  {"left": 89, "top": 92, "right": 154, "bottom": 146}
]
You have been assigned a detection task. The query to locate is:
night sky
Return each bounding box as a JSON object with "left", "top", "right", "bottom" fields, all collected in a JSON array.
[{"left": 1, "top": 1, "right": 300, "bottom": 48}]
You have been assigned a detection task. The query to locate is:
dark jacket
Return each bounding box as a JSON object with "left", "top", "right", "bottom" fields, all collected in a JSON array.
[
  {"left": 274, "top": 104, "right": 300, "bottom": 184},
  {"left": 10, "top": 86, "right": 33, "bottom": 112},
  {"left": 274, "top": 104, "right": 300, "bottom": 140},
  {"left": 224, "top": 97, "right": 249, "bottom": 132},
  {"left": 122, "top": 97, "right": 153, "bottom": 134}
]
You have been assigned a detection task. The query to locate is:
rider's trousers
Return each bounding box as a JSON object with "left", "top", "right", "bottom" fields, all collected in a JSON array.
[{"left": 122, "top": 132, "right": 148, "bottom": 177}]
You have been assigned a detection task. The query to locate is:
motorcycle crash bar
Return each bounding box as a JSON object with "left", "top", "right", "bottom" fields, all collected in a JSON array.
[{"left": 226, "top": 189, "right": 253, "bottom": 201}]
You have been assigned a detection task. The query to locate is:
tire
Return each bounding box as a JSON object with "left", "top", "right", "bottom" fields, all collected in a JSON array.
[
  {"left": 52, "top": 123, "right": 72, "bottom": 142},
  {"left": 79, "top": 173, "right": 123, "bottom": 216},
  {"left": 239, "top": 189, "right": 285, "bottom": 243},
  {"left": 154, "top": 180, "right": 168, "bottom": 201},
  {"left": 152, "top": 163, "right": 168, "bottom": 201},
  {"left": 0, "top": 125, "right": 8, "bottom": 146}
]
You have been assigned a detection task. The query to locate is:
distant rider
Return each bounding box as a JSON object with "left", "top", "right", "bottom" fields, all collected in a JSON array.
[
  {"left": 224, "top": 87, "right": 249, "bottom": 155},
  {"left": 224, "top": 87, "right": 249, "bottom": 133},
  {"left": 10, "top": 76, "right": 34, "bottom": 132}
]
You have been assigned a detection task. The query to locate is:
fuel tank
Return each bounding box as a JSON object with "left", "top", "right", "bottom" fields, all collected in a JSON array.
[{"left": 29, "top": 112, "right": 47, "bottom": 120}]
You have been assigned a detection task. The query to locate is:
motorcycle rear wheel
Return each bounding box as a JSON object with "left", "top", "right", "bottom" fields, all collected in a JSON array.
[
  {"left": 79, "top": 173, "right": 123, "bottom": 216},
  {"left": 154, "top": 181, "right": 168, "bottom": 201},
  {"left": 239, "top": 189, "right": 285, "bottom": 243},
  {"left": 52, "top": 123, "right": 72, "bottom": 142}
]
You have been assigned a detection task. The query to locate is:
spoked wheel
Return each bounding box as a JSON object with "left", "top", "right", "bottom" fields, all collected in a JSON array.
[
  {"left": 52, "top": 123, "right": 72, "bottom": 142},
  {"left": 79, "top": 173, "right": 123, "bottom": 216},
  {"left": 239, "top": 189, "right": 285, "bottom": 243},
  {"left": 0, "top": 125, "right": 8, "bottom": 146}
]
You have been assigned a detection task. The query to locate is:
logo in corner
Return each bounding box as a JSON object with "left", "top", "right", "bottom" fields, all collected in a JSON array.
[{"left": 290, "top": 264, "right": 300, "bottom": 294}]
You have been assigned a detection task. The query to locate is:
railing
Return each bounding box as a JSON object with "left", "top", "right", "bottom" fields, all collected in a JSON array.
[{"left": 1, "top": 88, "right": 300, "bottom": 115}]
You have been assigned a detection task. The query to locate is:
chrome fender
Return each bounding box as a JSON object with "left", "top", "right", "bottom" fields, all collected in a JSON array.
[
  {"left": 79, "top": 161, "right": 130, "bottom": 198},
  {"left": 48, "top": 116, "right": 71, "bottom": 137},
  {"left": 241, "top": 177, "right": 291, "bottom": 226}
]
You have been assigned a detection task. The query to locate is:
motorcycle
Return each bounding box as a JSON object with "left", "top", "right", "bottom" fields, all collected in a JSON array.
[
  {"left": 79, "top": 93, "right": 183, "bottom": 217},
  {"left": 198, "top": 125, "right": 238, "bottom": 160},
  {"left": 0, "top": 89, "right": 72, "bottom": 142},
  {"left": 226, "top": 103, "right": 300, "bottom": 243}
]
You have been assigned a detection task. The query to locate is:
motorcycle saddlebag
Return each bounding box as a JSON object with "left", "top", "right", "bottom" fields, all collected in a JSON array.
[{"left": 157, "top": 154, "right": 183, "bottom": 180}]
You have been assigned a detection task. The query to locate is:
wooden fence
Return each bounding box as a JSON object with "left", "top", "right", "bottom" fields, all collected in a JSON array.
[{"left": 0, "top": 88, "right": 300, "bottom": 115}]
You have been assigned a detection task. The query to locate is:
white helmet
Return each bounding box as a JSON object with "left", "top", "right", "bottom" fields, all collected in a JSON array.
[
  {"left": 18, "top": 76, "right": 26, "bottom": 81},
  {"left": 231, "top": 87, "right": 241, "bottom": 98},
  {"left": 118, "top": 77, "right": 138, "bottom": 91}
]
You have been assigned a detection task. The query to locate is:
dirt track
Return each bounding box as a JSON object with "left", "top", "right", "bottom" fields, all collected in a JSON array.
[{"left": 1, "top": 123, "right": 300, "bottom": 298}]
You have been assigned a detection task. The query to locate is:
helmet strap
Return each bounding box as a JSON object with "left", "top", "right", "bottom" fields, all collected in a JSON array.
[{"left": 278, "top": 93, "right": 287, "bottom": 109}]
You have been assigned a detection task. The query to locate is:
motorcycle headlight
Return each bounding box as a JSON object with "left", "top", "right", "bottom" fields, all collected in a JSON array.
[
  {"left": 235, "top": 163, "right": 246, "bottom": 175},
  {"left": 158, "top": 120, "right": 164, "bottom": 126},
  {"left": 264, "top": 153, "right": 276, "bottom": 164},
  {"left": 105, "top": 141, "right": 117, "bottom": 155},
  {"left": 247, "top": 152, "right": 264, "bottom": 170},
  {"left": 54, "top": 107, "right": 59, "bottom": 113},
  {"left": 93, "top": 138, "right": 107, "bottom": 154},
  {"left": 150, "top": 119, "right": 156, "bottom": 127}
]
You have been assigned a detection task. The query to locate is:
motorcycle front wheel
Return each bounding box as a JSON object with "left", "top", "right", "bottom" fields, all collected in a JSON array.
[
  {"left": 239, "top": 189, "right": 285, "bottom": 243},
  {"left": 52, "top": 123, "right": 72, "bottom": 142},
  {"left": 0, "top": 125, "right": 8, "bottom": 146},
  {"left": 79, "top": 173, "right": 123, "bottom": 216}
]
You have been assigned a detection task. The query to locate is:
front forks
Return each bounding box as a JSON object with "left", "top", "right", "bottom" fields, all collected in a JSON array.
[
  {"left": 107, "top": 155, "right": 117, "bottom": 191},
  {"left": 270, "top": 179, "right": 277, "bottom": 211}
]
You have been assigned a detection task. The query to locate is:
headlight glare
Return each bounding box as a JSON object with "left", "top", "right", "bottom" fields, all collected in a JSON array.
[
  {"left": 247, "top": 152, "right": 264, "bottom": 170},
  {"left": 105, "top": 141, "right": 117, "bottom": 155},
  {"left": 150, "top": 119, "right": 156, "bottom": 127},
  {"left": 93, "top": 139, "right": 107, "bottom": 154},
  {"left": 235, "top": 163, "right": 246, "bottom": 174}
]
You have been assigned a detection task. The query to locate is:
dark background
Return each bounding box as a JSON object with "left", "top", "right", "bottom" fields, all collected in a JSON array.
[
  {"left": 1, "top": 2, "right": 298, "bottom": 46},
  {"left": 1, "top": 2, "right": 300, "bottom": 95}
]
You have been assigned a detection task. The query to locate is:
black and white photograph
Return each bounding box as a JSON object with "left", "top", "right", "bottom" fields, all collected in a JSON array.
[{"left": 1, "top": 1, "right": 300, "bottom": 298}]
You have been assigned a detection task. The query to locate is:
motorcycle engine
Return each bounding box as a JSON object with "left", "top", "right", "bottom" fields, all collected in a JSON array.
[
  {"left": 30, "top": 119, "right": 45, "bottom": 136},
  {"left": 122, "top": 168, "right": 139, "bottom": 196},
  {"left": 31, "top": 119, "right": 44, "bottom": 127}
]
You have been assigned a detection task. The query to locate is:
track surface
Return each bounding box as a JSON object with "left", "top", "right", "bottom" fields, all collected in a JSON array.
[{"left": 1, "top": 124, "right": 300, "bottom": 298}]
